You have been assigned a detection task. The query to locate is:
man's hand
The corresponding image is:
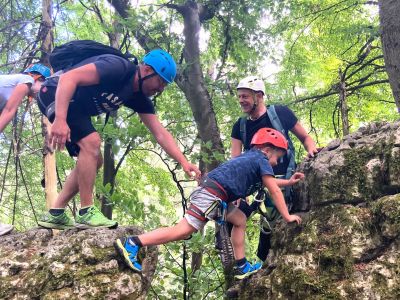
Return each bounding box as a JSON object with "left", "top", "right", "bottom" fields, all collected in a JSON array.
[
  {"left": 306, "top": 146, "right": 318, "bottom": 158},
  {"left": 284, "top": 214, "right": 302, "bottom": 224},
  {"left": 182, "top": 162, "right": 201, "bottom": 180},
  {"left": 288, "top": 172, "right": 305, "bottom": 185},
  {"left": 50, "top": 118, "right": 71, "bottom": 151},
  {"left": 306, "top": 147, "right": 324, "bottom": 158}
]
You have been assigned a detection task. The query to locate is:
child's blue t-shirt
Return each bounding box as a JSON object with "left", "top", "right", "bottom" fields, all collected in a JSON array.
[{"left": 207, "top": 148, "right": 274, "bottom": 201}]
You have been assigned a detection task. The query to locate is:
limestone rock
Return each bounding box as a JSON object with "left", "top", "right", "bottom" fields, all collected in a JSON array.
[
  {"left": 293, "top": 121, "right": 400, "bottom": 211},
  {"left": 0, "top": 226, "right": 157, "bottom": 300},
  {"left": 233, "top": 121, "right": 400, "bottom": 299},
  {"left": 235, "top": 194, "right": 400, "bottom": 300}
]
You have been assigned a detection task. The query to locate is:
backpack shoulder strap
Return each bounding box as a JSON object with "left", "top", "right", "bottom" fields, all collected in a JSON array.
[
  {"left": 266, "top": 105, "right": 284, "bottom": 134},
  {"left": 239, "top": 116, "right": 247, "bottom": 147},
  {"left": 267, "top": 105, "right": 296, "bottom": 179}
]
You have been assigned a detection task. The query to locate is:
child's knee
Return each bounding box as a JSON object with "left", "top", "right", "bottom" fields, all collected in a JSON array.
[
  {"left": 175, "top": 220, "right": 197, "bottom": 240},
  {"left": 181, "top": 232, "right": 194, "bottom": 240},
  {"left": 233, "top": 220, "right": 246, "bottom": 230},
  {"left": 227, "top": 208, "right": 246, "bottom": 226}
]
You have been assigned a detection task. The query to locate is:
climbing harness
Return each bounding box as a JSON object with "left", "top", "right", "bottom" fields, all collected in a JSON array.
[
  {"left": 256, "top": 184, "right": 284, "bottom": 235},
  {"left": 215, "top": 200, "right": 228, "bottom": 225},
  {"left": 186, "top": 177, "right": 229, "bottom": 223},
  {"left": 185, "top": 177, "right": 235, "bottom": 268},
  {"left": 186, "top": 203, "right": 207, "bottom": 222}
]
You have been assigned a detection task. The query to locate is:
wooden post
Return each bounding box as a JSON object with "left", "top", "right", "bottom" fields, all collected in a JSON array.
[
  {"left": 41, "top": 0, "right": 56, "bottom": 209},
  {"left": 42, "top": 117, "right": 57, "bottom": 209}
]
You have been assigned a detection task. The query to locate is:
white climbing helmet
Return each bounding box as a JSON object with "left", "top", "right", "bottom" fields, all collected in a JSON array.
[{"left": 237, "top": 76, "right": 265, "bottom": 95}]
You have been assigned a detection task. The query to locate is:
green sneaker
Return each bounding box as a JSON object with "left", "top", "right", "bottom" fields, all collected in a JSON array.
[
  {"left": 75, "top": 206, "right": 118, "bottom": 229},
  {"left": 38, "top": 211, "right": 75, "bottom": 229}
]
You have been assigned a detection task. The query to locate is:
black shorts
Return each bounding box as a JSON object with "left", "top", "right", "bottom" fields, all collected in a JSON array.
[
  {"left": 38, "top": 86, "right": 96, "bottom": 157},
  {"left": 237, "top": 199, "right": 259, "bottom": 218}
]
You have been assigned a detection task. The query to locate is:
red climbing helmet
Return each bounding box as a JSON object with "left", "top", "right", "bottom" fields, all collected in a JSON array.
[{"left": 251, "top": 128, "right": 288, "bottom": 151}]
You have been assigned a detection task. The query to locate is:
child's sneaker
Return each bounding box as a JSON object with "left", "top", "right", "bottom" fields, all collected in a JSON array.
[
  {"left": 114, "top": 238, "right": 142, "bottom": 272},
  {"left": 38, "top": 211, "right": 75, "bottom": 229},
  {"left": 234, "top": 261, "right": 262, "bottom": 279},
  {"left": 75, "top": 206, "right": 118, "bottom": 229}
]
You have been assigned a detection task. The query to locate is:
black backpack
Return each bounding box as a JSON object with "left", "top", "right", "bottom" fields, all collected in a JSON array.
[{"left": 49, "top": 40, "right": 138, "bottom": 72}]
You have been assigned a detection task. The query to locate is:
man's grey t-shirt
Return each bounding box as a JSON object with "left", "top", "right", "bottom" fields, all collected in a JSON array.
[{"left": 0, "top": 74, "right": 34, "bottom": 110}]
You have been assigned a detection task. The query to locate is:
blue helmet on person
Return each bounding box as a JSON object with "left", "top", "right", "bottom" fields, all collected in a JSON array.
[
  {"left": 24, "top": 64, "right": 51, "bottom": 78},
  {"left": 143, "top": 49, "right": 177, "bottom": 84}
]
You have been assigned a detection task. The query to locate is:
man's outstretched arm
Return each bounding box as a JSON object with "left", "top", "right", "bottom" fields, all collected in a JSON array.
[{"left": 139, "top": 113, "right": 201, "bottom": 179}]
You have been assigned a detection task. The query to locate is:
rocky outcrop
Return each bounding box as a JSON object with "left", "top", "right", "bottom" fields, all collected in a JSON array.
[
  {"left": 0, "top": 226, "right": 157, "bottom": 300},
  {"left": 293, "top": 121, "right": 400, "bottom": 211},
  {"left": 235, "top": 121, "right": 400, "bottom": 299}
]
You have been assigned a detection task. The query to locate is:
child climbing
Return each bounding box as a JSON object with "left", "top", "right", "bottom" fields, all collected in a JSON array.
[{"left": 115, "top": 128, "right": 304, "bottom": 279}]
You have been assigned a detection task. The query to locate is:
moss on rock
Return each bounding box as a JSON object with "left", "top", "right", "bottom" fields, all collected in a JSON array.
[
  {"left": 371, "top": 194, "right": 400, "bottom": 239},
  {"left": 0, "top": 226, "right": 157, "bottom": 299},
  {"left": 237, "top": 194, "right": 399, "bottom": 299}
]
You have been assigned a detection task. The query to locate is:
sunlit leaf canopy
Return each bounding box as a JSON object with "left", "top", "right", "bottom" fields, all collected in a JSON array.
[{"left": 0, "top": 0, "right": 397, "bottom": 298}]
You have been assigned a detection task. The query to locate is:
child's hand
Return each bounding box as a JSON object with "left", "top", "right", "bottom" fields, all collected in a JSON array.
[
  {"left": 285, "top": 214, "right": 302, "bottom": 224},
  {"left": 288, "top": 172, "right": 305, "bottom": 185}
]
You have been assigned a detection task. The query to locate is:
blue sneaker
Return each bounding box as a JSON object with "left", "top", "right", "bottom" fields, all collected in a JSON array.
[
  {"left": 252, "top": 261, "right": 262, "bottom": 270},
  {"left": 234, "top": 261, "right": 262, "bottom": 279},
  {"left": 114, "top": 238, "right": 142, "bottom": 272}
]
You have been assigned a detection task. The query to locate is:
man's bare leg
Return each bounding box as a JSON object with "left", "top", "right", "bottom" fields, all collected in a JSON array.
[
  {"left": 51, "top": 133, "right": 103, "bottom": 208},
  {"left": 75, "top": 132, "right": 103, "bottom": 207}
]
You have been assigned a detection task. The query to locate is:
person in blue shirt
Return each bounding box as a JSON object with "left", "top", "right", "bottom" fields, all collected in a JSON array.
[{"left": 114, "top": 128, "right": 304, "bottom": 279}]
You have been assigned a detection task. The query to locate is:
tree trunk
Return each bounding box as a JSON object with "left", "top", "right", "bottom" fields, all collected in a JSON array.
[
  {"left": 100, "top": 31, "right": 120, "bottom": 219},
  {"left": 175, "top": 2, "right": 225, "bottom": 173},
  {"left": 101, "top": 112, "right": 116, "bottom": 219},
  {"left": 109, "top": 0, "right": 225, "bottom": 172},
  {"left": 339, "top": 69, "right": 349, "bottom": 136},
  {"left": 40, "top": 0, "right": 57, "bottom": 209},
  {"left": 378, "top": 0, "right": 400, "bottom": 113},
  {"left": 108, "top": 0, "right": 225, "bottom": 282}
]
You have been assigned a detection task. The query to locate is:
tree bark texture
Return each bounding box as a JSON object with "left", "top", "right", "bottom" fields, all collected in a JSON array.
[
  {"left": 379, "top": 0, "right": 400, "bottom": 112},
  {"left": 101, "top": 111, "right": 117, "bottom": 219},
  {"left": 108, "top": 0, "right": 225, "bottom": 174},
  {"left": 100, "top": 31, "right": 120, "bottom": 219},
  {"left": 175, "top": 1, "right": 225, "bottom": 173},
  {"left": 169, "top": 0, "right": 227, "bottom": 279},
  {"left": 108, "top": 0, "right": 225, "bottom": 279},
  {"left": 339, "top": 69, "right": 349, "bottom": 136}
]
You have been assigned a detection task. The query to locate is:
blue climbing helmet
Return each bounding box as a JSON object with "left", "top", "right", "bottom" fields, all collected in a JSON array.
[
  {"left": 24, "top": 63, "right": 51, "bottom": 78},
  {"left": 143, "top": 49, "right": 177, "bottom": 84}
]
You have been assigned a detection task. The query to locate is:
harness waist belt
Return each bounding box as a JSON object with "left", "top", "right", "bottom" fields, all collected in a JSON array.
[{"left": 200, "top": 177, "right": 229, "bottom": 202}]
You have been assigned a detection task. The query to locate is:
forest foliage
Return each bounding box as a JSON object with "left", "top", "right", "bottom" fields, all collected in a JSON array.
[{"left": 0, "top": 0, "right": 398, "bottom": 298}]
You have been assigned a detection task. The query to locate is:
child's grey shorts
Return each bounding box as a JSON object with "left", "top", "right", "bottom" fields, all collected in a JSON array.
[{"left": 185, "top": 187, "right": 234, "bottom": 231}]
